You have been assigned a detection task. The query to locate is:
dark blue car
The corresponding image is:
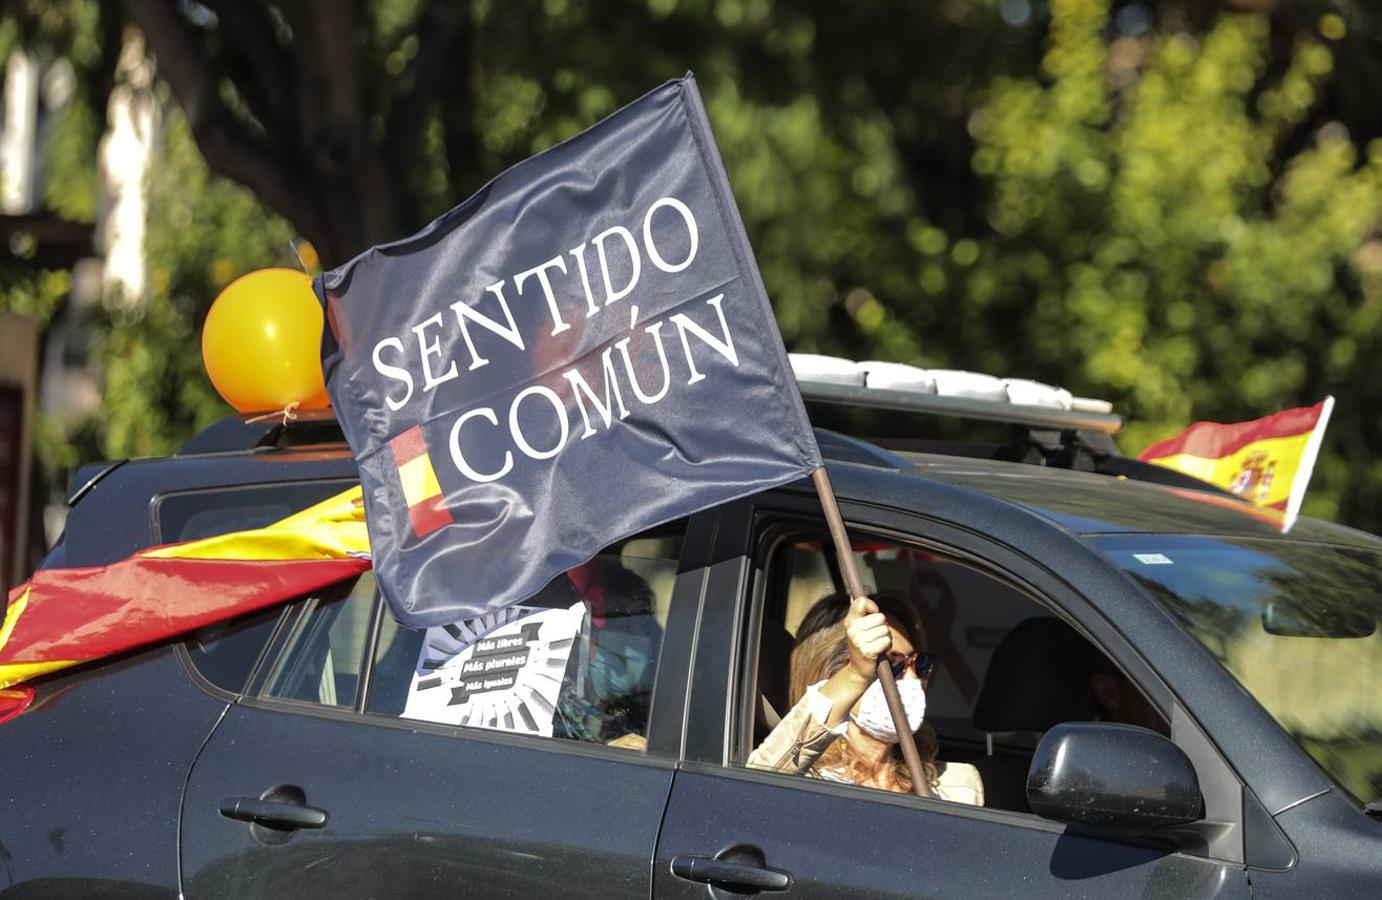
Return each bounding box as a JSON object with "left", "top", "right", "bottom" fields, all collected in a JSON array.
[{"left": 2, "top": 381, "right": 1379, "bottom": 898}]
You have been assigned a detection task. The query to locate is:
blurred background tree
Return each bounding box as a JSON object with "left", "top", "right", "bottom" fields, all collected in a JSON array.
[{"left": 2, "top": 0, "right": 1381, "bottom": 543}]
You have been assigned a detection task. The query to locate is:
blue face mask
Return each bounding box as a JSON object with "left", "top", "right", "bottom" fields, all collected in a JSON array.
[
  {"left": 556, "top": 614, "right": 662, "bottom": 742},
  {"left": 587, "top": 645, "right": 641, "bottom": 702},
  {"left": 587, "top": 621, "right": 661, "bottom": 702}
]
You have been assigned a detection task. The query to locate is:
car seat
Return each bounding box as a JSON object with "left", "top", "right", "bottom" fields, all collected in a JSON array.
[
  {"left": 754, "top": 618, "right": 795, "bottom": 746},
  {"left": 970, "top": 616, "right": 1102, "bottom": 812}
]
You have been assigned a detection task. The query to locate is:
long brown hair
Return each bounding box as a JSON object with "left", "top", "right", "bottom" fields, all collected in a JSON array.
[{"left": 789, "top": 591, "right": 938, "bottom": 793}]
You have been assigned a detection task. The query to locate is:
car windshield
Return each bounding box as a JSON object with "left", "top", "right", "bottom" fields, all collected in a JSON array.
[{"left": 1091, "top": 534, "right": 1382, "bottom": 807}]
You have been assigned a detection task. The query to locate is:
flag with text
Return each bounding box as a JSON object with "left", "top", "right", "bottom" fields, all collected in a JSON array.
[{"left": 315, "top": 74, "right": 821, "bottom": 627}]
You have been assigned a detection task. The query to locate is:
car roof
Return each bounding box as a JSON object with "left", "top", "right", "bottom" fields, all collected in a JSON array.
[
  {"left": 866, "top": 451, "right": 1380, "bottom": 548},
  {"left": 69, "top": 412, "right": 1380, "bottom": 558}
]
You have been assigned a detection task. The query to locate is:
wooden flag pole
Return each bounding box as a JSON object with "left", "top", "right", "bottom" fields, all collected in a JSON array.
[{"left": 811, "top": 466, "right": 930, "bottom": 798}]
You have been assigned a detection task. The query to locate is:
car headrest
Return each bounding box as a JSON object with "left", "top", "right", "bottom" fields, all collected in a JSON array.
[
  {"left": 756, "top": 618, "right": 795, "bottom": 731},
  {"left": 971, "top": 616, "right": 1101, "bottom": 733}
]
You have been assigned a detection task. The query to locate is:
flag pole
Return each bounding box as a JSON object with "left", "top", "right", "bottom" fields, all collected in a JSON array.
[{"left": 811, "top": 466, "right": 930, "bottom": 798}]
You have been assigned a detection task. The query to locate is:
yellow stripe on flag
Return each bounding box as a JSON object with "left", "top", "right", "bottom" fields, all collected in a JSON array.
[
  {"left": 398, "top": 453, "right": 442, "bottom": 508},
  {"left": 1146, "top": 431, "right": 1312, "bottom": 508},
  {"left": 0, "top": 586, "right": 28, "bottom": 652},
  {"left": 0, "top": 659, "right": 75, "bottom": 688},
  {"left": 0, "top": 487, "right": 373, "bottom": 693},
  {"left": 0, "top": 590, "right": 74, "bottom": 688}
]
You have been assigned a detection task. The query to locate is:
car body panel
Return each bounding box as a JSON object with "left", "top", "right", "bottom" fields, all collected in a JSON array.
[
  {"left": 3, "top": 430, "right": 1380, "bottom": 897},
  {"left": 180, "top": 703, "right": 676, "bottom": 899},
  {"left": 1251, "top": 791, "right": 1382, "bottom": 898},
  {"left": 653, "top": 765, "right": 1252, "bottom": 899},
  {"left": 0, "top": 646, "right": 226, "bottom": 896},
  {"left": 904, "top": 456, "right": 1378, "bottom": 546}
]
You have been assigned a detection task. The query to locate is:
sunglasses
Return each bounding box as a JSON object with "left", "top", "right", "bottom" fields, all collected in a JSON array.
[{"left": 887, "top": 650, "right": 934, "bottom": 681}]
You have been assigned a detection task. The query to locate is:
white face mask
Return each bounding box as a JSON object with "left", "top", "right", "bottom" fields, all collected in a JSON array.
[{"left": 853, "top": 676, "right": 927, "bottom": 743}]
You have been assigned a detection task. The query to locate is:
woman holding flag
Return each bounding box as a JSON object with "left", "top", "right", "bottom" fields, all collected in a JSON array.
[{"left": 748, "top": 591, "right": 983, "bottom": 805}]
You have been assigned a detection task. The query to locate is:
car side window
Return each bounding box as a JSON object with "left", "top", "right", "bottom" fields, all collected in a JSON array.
[
  {"left": 264, "top": 575, "right": 378, "bottom": 708},
  {"left": 157, "top": 481, "right": 356, "bottom": 542},
  {"left": 165, "top": 481, "right": 356, "bottom": 694},
  {"left": 739, "top": 532, "right": 1166, "bottom": 811},
  {"left": 184, "top": 607, "right": 284, "bottom": 694},
  {"left": 364, "top": 522, "right": 685, "bottom": 753}
]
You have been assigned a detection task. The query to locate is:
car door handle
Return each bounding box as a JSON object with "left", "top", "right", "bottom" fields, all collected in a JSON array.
[
  {"left": 219, "top": 796, "right": 329, "bottom": 830},
  {"left": 670, "top": 855, "right": 792, "bottom": 892}
]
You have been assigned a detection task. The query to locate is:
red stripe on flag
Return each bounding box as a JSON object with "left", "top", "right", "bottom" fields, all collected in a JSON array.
[
  {"left": 0, "top": 555, "right": 369, "bottom": 666},
  {"left": 390, "top": 426, "right": 428, "bottom": 467},
  {"left": 0, "top": 686, "right": 33, "bottom": 724},
  {"left": 323, "top": 288, "right": 352, "bottom": 356},
  {"left": 1138, "top": 401, "right": 1326, "bottom": 462},
  {"left": 408, "top": 496, "right": 453, "bottom": 537}
]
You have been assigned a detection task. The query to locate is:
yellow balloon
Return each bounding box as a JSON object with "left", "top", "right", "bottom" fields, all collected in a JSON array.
[{"left": 202, "top": 268, "right": 331, "bottom": 414}]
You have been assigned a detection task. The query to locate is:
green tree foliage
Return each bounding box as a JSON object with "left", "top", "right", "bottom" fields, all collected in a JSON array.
[
  {"left": 0, "top": 0, "right": 111, "bottom": 226},
  {"left": 842, "top": 0, "right": 1382, "bottom": 526},
  {"left": 100, "top": 111, "right": 298, "bottom": 458},
  {"left": 6, "top": 0, "right": 1382, "bottom": 534},
  {"left": 0, "top": 6, "right": 97, "bottom": 324},
  {"left": 0, "top": 2, "right": 110, "bottom": 534}
]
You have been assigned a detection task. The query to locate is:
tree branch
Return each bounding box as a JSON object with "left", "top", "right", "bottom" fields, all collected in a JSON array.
[
  {"left": 87, "top": 1, "right": 128, "bottom": 119},
  {"left": 386, "top": 0, "right": 471, "bottom": 176},
  {"left": 200, "top": 0, "right": 294, "bottom": 138},
  {"left": 118, "top": 0, "right": 327, "bottom": 245},
  {"left": 441, "top": 90, "right": 478, "bottom": 200},
  {"left": 281, "top": 0, "right": 365, "bottom": 177}
]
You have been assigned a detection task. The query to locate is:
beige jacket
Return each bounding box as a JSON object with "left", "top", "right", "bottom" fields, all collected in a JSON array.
[{"left": 747, "top": 685, "right": 984, "bottom": 807}]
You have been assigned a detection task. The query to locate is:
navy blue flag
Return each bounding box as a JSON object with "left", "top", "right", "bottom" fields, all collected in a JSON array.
[{"left": 315, "top": 74, "right": 821, "bottom": 628}]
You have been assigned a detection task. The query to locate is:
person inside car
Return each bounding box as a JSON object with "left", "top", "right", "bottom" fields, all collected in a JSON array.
[
  {"left": 749, "top": 590, "right": 983, "bottom": 804},
  {"left": 550, "top": 558, "right": 663, "bottom": 749},
  {"left": 972, "top": 615, "right": 1169, "bottom": 740}
]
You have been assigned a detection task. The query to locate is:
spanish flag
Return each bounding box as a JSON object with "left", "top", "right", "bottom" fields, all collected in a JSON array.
[
  {"left": 390, "top": 425, "right": 452, "bottom": 539},
  {"left": 1138, "top": 397, "right": 1334, "bottom": 531},
  {"left": 0, "top": 486, "right": 372, "bottom": 691}
]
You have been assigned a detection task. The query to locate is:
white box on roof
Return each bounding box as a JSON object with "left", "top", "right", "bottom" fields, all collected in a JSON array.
[
  {"left": 1003, "top": 379, "right": 1073, "bottom": 410},
  {"left": 788, "top": 353, "right": 864, "bottom": 386},
  {"left": 927, "top": 370, "right": 1008, "bottom": 402},
  {"left": 859, "top": 361, "right": 936, "bottom": 393}
]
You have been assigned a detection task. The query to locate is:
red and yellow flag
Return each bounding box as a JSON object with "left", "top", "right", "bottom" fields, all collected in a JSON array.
[
  {"left": 1138, "top": 397, "right": 1334, "bottom": 530},
  {"left": 389, "top": 425, "right": 452, "bottom": 538},
  {"left": 0, "top": 486, "right": 372, "bottom": 691}
]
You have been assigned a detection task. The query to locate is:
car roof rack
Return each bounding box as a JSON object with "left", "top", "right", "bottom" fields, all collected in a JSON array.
[
  {"left": 798, "top": 381, "right": 1123, "bottom": 436},
  {"left": 791, "top": 355, "right": 1125, "bottom": 473},
  {"left": 175, "top": 411, "right": 911, "bottom": 471},
  {"left": 790, "top": 355, "right": 1235, "bottom": 497},
  {"left": 169, "top": 357, "right": 1231, "bottom": 498}
]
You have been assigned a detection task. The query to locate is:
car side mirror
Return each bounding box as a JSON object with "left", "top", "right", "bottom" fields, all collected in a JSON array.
[{"left": 1026, "top": 722, "right": 1202, "bottom": 835}]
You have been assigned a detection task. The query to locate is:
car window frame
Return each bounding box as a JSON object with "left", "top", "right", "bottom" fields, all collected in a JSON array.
[
  {"left": 151, "top": 478, "right": 359, "bottom": 545},
  {"left": 257, "top": 582, "right": 379, "bottom": 710},
  {"left": 174, "top": 606, "right": 296, "bottom": 702},
  {"left": 685, "top": 488, "right": 1261, "bottom": 865},
  {"left": 159, "top": 479, "right": 360, "bottom": 701},
  {"left": 234, "top": 509, "right": 721, "bottom": 767}
]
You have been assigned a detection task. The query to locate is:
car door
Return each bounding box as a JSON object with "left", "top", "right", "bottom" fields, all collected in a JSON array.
[
  {"left": 179, "top": 514, "right": 714, "bottom": 900},
  {"left": 653, "top": 492, "right": 1254, "bottom": 899}
]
